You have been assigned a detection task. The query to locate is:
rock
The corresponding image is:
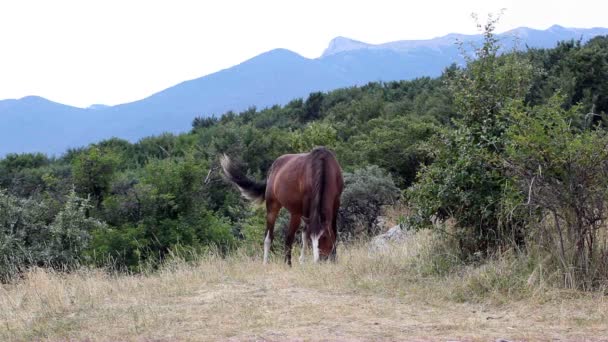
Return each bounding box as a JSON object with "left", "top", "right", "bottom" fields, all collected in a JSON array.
[
  {"left": 369, "top": 224, "right": 408, "bottom": 252},
  {"left": 383, "top": 225, "right": 405, "bottom": 241}
]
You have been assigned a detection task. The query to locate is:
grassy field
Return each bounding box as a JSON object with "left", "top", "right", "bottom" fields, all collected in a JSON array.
[{"left": 0, "top": 230, "right": 607, "bottom": 341}]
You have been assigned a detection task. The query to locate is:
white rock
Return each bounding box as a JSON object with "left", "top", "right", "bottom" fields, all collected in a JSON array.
[{"left": 369, "top": 224, "right": 408, "bottom": 252}]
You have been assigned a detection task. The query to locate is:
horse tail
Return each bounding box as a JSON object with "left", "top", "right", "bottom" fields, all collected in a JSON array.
[
  {"left": 309, "top": 147, "right": 331, "bottom": 237},
  {"left": 220, "top": 154, "right": 266, "bottom": 204}
]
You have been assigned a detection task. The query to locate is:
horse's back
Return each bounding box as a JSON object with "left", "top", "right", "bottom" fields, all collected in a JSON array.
[
  {"left": 266, "top": 148, "right": 342, "bottom": 215},
  {"left": 265, "top": 153, "right": 307, "bottom": 210},
  {"left": 308, "top": 147, "right": 343, "bottom": 194}
]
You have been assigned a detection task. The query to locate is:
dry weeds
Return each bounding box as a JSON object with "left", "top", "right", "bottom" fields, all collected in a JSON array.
[{"left": 0, "top": 231, "right": 606, "bottom": 341}]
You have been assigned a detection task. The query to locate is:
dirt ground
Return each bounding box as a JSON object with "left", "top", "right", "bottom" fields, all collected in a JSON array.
[{"left": 1, "top": 243, "right": 607, "bottom": 341}]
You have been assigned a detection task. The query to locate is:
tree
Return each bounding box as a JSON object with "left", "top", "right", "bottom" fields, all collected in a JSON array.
[
  {"left": 72, "top": 147, "right": 118, "bottom": 208},
  {"left": 290, "top": 122, "right": 338, "bottom": 152},
  {"left": 408, "top": 14, "right": 534, "bottom": 256},
  {"left": 0, "top": 189, "right": 102, "bottom": 280},
  {"left": 350, "top": 116, "right": 438, "bottom": 187},
  {"left": 506, "top": 96, "right": 608, "bottom": 288},
  {"left": 302, "top": 92, "right": 325, "bottom": 122}
]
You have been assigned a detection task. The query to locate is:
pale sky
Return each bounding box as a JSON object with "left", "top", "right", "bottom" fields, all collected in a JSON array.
[{"left": 0, "top": 0, "right": 606, "bottom": 108}]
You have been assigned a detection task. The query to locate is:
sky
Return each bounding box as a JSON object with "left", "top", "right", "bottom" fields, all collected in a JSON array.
[{"left": 0, "top": 0, "right": 606, "bottom": 108}]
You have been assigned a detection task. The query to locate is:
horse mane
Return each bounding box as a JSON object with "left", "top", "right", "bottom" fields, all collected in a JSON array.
[{"left": 308, "top": 147, "right": 333, "bottom": 237}]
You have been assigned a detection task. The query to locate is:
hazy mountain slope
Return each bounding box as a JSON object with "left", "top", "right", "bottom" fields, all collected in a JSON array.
[
  {"left": 89, "top": 49, "right": 353, "bottom": 142},
  {"left": 1, "top": 26, "right": 607, "bottom": 156},
  {"left": 0, "top": 96, "right": 92, "bottom": 155},
  {"left": 321, "top": 25, "right": 608, "bottom": 56}
]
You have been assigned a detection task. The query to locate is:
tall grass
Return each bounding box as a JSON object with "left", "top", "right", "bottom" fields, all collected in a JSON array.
[{"left": 0, "top": 229, "right": 606, "bottom": 341}]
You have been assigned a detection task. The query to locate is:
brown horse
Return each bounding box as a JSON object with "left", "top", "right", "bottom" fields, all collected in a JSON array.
[{"left": 220, "top": 147, "right": 344, "bottom": 265}]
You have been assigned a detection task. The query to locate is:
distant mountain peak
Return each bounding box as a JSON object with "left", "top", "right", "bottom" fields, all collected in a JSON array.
[
  {"left": 322, "top": 36, "right": 372, "bottom": 57},
  {"left": 548, "top": 24, "right": 567, "bottom": 31},
  {"left": 20, "top": 95, "right": 47, "bottom": 102},
  {"left": 87, "top": 104, "right": 109, "bottom": 110},
  {"left": 261, "top": 48, "right": 301, "bottom": 56}
]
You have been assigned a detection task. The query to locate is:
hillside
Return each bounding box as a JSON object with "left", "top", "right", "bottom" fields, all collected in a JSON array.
[{"left": 1, "top": 25, "right": 607, "bottom": 156}]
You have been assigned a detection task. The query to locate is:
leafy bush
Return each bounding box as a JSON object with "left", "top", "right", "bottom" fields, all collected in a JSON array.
[
  {"left": 349, "top": 116, "right": 438, "bottom": 187},
  {"left": 0, "top": 189, "right": 103, "bottom": 280},
  {"left": 506, "top": 96, "right": 608, "bottom": 289},
  {"left": 408, "top": 15, "right": 533, "bottom": 257},
  {"left": 339, "top": 166, "right": 400, "bottom": 240}
]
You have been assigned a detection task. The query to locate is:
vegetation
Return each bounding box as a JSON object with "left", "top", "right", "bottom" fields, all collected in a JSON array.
[
  {"left": 1, "top": 18, "right": 608, "bottom": 294},
  {"left": 1, "top": 233, "right": 606, "bottom": 341}
]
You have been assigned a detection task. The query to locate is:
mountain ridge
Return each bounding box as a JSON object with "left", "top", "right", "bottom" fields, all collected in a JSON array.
[
  {"left": 2, "top": 25, "right": 607, "bottom": 156},
  {"left": 320, "top": 25, "right": 608, "bottom": 57}
]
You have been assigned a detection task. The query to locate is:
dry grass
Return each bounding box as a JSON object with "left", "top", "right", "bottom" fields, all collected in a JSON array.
[{"left": 1, "top": 231, "right": 607, "bottom": 341}]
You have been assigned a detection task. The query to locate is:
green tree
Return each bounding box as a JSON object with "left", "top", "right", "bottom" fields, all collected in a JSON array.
[
  {"left": 72, "top": 147, "right": 118, "bottom": 208},
  {"left": 408, "top": 14, "right": 534, "bottom": 256},
  {"left": 506, "top": 96, "right": 608, "bottom": 288},
  {"left": 350, "top": 116, "right": 438, "bottom": 187},
  {"left": 290, "top": 122, "right": 338, "bottom": 152},
  {"left": 302, "top": 92, "right": 325, "bottom": 122}
]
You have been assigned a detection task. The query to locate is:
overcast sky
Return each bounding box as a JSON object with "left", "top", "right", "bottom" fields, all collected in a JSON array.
[{"left": 1, "top": 0, "right": 606, "bottom": 108}]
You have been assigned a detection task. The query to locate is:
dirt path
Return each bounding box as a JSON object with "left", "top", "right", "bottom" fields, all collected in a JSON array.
[
  {"left": 66, "top": 280, "right": 605, "bottom": 341},
  {"left": 184, "top": 282, "right": 607, "bottom": 341},
  {"left": 1, "top": 251, "right": 607, "bottom": 341}
]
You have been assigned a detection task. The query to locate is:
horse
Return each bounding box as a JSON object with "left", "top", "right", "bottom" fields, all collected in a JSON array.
[{"left": 220, "top": 146, "right": 344, "bottom": 265}]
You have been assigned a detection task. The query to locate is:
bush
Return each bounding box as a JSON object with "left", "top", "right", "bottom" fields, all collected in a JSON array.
[
  {"left": 339, "top": 165, "right": 400, "bottom": 240},
  {"left": 506, "top": 96, "right": 608, "bottom": 289},
  {"left": 408, "top": 15, "right": 533, "bottom": 257},
  {"left": 88, "top": 207, "right": 235, "bottom": 270},
  {"left": 0, "top": 189, "right": 103, "bottom": 281}
]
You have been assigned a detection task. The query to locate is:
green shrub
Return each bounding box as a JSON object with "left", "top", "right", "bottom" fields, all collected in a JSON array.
[
  {"left": 506, "top": 96, "right": 608, "bottom": 289},
  {"left": 0, "top": 189, "right": 103, "bottom": 280},
  {"left": 339, "top": 165, "right": 400, "bottom": 239},
  {"left": 408, "top": 15, "right": 533, "bottom": 257}
]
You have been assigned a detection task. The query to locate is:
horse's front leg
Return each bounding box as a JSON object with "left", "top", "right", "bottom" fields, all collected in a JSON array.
[{"left": 284, "top": 214, "right": 301, "bottom": 266}]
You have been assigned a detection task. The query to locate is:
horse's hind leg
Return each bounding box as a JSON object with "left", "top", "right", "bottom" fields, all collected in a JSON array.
[
  {"left": 299, "top": 229, "right": 308, "bottom": 264},
  {"left": 330, "top": 198, "right": 340, "bottom": 262},
  {"left": 264, "top": 202, "right": 281, "bottom": 265},
  {"left": 330, "top": 212, "right": 338, "bottom": 262},
  {"left": 284, "top": 214, "right": 301, "bottom": 266}
]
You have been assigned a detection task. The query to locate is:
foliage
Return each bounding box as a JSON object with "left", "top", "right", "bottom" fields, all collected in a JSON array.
[
  {"left": 339, "top": 166, "right": 400, "bottom": 239},
  {"left": 506, "top": 96, "right": 608, "bottom": 289},
  {"left": 408, "top": 15, "right": 534, "bottom": 256},
  {"left": 72, "top": 146, "right": 119, "bottom": 208},
  {"left": 349, "top": 116, "right": 438, "bottom": 187},
  {"left": 290, "top": 122, "right": 338, "bottom": 152},
  {"left": 0, "top": 189, "right": 102, "bottom": 280},
  {"left": 49, "top": 190, "right": 106, "bottom": 266},
  {"left": 527, "top": 36, "right": 608, "bottom": 123}
]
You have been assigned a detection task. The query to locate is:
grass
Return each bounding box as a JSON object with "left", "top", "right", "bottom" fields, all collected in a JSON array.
[{"left": 0, "top": 230, "right": 607, "bottom": 341}]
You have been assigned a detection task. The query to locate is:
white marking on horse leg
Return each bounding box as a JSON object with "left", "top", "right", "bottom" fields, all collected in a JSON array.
[
  {"left": 299, "top": 231, "right": 308, "bottom": 264},
  {"left": 312, "top": 232, "right": 323, "bottom": 263},
  {"left": 264, "top": 231, "right": 271, "bottom": 264}
]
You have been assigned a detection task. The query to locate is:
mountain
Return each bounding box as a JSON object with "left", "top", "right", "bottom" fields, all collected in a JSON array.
[
  {"left": 1, "top": 25, "right": 607, "bottom": 157},
  {"left": 321, "top": 25, "right": 608, "bottom": 56},
  {"left": 0, "top": 96, "right": 91, "bottom": 155}
]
